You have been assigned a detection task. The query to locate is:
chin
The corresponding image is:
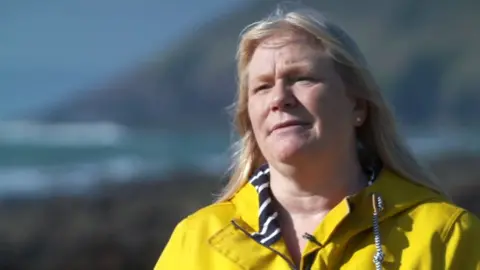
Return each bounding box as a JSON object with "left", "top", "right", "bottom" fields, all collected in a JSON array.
[{"left": 271, "top": 138, "right": 316, "bottom": 163}]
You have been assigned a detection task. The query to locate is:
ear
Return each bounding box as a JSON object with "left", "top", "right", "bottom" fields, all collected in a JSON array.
[{"left": 353, "top": 98, "right": 367, "bottom": 127}]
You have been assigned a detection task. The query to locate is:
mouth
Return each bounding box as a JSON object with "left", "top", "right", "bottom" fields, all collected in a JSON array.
[{"left": 270, "top": 120, "right": 311, "bottom": 134}]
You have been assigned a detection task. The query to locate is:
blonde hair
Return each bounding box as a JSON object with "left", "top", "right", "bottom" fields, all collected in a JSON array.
[{"left": 216, "top": 4, "right": 445, "bottom": 202}]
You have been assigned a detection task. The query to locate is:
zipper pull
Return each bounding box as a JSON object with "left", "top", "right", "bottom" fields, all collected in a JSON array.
[{"left": 302, "top": 233, "right": 322, "bottom": 247}]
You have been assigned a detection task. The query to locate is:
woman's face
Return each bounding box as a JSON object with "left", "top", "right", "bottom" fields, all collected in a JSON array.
[{"left": 247, "top": 32, "right": 364, "bottom": 165}]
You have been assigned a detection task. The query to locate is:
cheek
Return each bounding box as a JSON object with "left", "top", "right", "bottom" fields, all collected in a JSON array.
[
  {"left": 247, "top": 99, "right": 264, "bottom": 134},
  {"left": 322, "top": 96, "right": 355, "bottom": 136},
  {"left": 301, "top": 87, "right": 352, "bottom": 127},
  {"left": 298, "top": 88, "right": 333, "bottom": 119}
]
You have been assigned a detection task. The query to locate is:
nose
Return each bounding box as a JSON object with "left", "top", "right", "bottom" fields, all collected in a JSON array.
[{"left": 269, "top": 82, "right": 297, "bottom": 111}]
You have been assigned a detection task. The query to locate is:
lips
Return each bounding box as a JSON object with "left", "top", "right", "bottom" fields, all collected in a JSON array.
[{"left": 270, "top": 120, "right": 311, "bottom": 134}]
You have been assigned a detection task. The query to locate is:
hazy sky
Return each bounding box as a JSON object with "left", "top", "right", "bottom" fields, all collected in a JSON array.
[{"left": 0, "top": 0, "right": 245, "bottom": 118}]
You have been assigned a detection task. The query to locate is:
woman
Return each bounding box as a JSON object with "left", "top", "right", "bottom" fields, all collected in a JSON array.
[{"left": 155, "top": 4, "right": 480, "bottom": 270}]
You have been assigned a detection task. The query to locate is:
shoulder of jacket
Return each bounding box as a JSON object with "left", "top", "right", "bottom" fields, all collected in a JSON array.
[
  {"left": 409, "top": 198, "right": 475, "bottom": 239},
  {"left": 181, "top": 201, "right": 237, "bottom": 227},
  {"left": 415, "top": 197, "right": 464, "bottom": 214}
]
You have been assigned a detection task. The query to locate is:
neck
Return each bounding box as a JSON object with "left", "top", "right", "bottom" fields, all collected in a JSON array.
[{"left": 269, "top": 152, "right": 366, "bottom": 217}]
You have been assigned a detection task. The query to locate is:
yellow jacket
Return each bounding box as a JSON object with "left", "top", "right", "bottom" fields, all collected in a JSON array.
[{"left": 155, "top": 169, "right": 480, "bottom": 269}]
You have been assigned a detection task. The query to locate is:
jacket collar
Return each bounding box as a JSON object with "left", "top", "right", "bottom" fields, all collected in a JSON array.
[
  {"left": 230, "top": 167, "right": 443, "bottom": 246},
  {"left": 231, "top": 182, "right": 260, "bottom": 231}
]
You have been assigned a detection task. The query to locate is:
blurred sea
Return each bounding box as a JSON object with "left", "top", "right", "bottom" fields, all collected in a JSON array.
[
  {"left": 0, "top": 121, "right": 478, "bottom": 198},
  {"left": 0, "top": 121, "right": 231, "bottom": 197}
]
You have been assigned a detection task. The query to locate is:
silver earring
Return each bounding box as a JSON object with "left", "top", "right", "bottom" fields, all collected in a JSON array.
[{"left": 356, "top": 117, "right": 362, "bottom": 123}]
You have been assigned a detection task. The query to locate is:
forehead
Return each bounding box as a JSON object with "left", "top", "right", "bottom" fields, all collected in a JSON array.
[{"left": 247, "top": 33, "right": 331, "bottom": 79}]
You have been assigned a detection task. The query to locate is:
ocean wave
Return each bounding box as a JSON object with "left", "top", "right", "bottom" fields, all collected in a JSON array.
[
  {"left": 0, "top": 151, "right": 232, "bottom": 198},
  {"left": 0, "top": 155, "right": 167, "bottom": 197},
  {"left": 407, "top": 131, "right": 480, "bottom": 158},
  {"left": 0, "top": 120, "right": 128, "bottom": 147}
]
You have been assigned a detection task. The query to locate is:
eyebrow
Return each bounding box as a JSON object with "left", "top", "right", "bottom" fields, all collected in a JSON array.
[
  {"left": 280, "top": 63, "right": 318, "bottom": 77},
  {"left": 249, "top": 61, "right": 320, "bottom": 84}
]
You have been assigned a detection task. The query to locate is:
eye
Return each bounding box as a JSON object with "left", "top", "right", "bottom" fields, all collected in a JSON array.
[
  {"left": 251, "top": 84, "right": 271, "bottom": 93},
  {"left": 286, "top": 75, "right": 318, "bottom": 85},
  {"left": 295, "top": 76, "right": 317, "bottom": 83}
]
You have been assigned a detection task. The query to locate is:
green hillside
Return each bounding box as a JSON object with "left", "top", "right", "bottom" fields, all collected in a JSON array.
[{"left": 41, "top": 0, "right": 480, "bottom": 130}]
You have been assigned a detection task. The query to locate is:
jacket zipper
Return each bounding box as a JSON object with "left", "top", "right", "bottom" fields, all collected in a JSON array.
[
  {"left": 231, "top": 220, "right": 298, "bottom": 270},
  {"left": 301, "top": 233, "right": 321, "bottom": 270},
  {"left": 301, "top": 250, "right": 319, "bottom": 270}
]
